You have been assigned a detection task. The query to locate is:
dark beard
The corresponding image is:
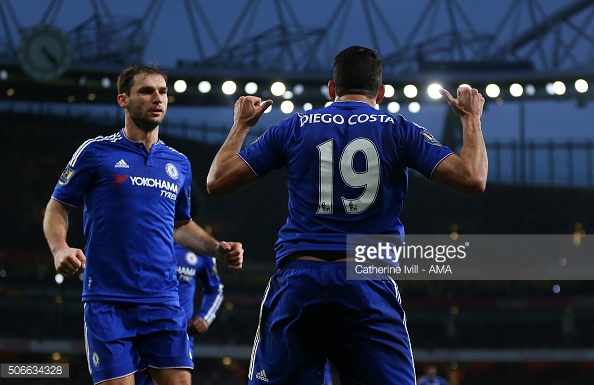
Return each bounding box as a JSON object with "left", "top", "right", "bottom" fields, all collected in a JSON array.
[{"left": 130, "top": 113, "right": 163, "bottom": 133}]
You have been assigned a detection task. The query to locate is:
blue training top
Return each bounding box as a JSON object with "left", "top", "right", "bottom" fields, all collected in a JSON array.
[
  {"left": 238, "top": 101, "right": 454, "bottom": 267},
  {"left": 51, "top": 129, "right": 192, "bottom": 303}
]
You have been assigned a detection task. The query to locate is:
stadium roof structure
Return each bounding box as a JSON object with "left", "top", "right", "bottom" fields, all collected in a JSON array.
[{"left": 1, "top": 0, "right": 593, "bottom": 147}]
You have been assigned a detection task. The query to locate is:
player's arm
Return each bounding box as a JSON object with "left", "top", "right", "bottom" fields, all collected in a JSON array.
[
  {"left": 174, "top": 220, "right": 243, "bottom": 270},
  {"left": 207, "top": 96, "right": 273, "bottom": 196},
  {"left": 188, "top": 263, "right": 224, "bottom": 334},
  {"left": 431, "top": 87, "right": 488, "bottom": 195},
  {"left": 43, "top": 198, "right": 86, "bottom": 277}
]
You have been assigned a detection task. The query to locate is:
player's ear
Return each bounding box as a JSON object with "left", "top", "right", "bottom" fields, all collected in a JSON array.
[
  {"left": 117, "top": 93, "right": 128, "bottom": 108},
  {"left": 376, "top": 84, "right": 385, "bottom": 104},
  {"left": 328, "top": 80, "right": 337, "bottom": 101}
]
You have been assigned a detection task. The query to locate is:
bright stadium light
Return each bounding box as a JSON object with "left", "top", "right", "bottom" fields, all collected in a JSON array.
[
  {"left": 545, "top": 83, "right": 555, "bottom": 95},
  {"left": 459, "top": 83, "right": 471, "bottom": 89},
  {"left": 173, "top": 80, "right": 187, "bottom": 93},
  {"left": 509, "top": 83, "right": 523, "bottom": 97},
  {"left": 320, "top": 85, "right": 329, "bottom": 98},
  {"left": 293, "top": 84, "right": 304, "bottom": 95},
  {"left": 485, "top": 84, "right": 500, "bottom": 98},
  {"left": 408, "top": 102, "right": 421, "bottom": 113},
  {"left": 245, "top": 82, "right": 258, "bottom": 94},
  {"left": 101, "top": 77, "right": 111, "bottom": 88},
  {"left": 303, "top": 103, "right": 313, "bottom": 111},
  {"left": 198, "top": 81, "right": 211, "bottom": 93},
  {"left": 325, "top": 101, "right": 333, "bottom": 107},
  {"left": 384, "top": 84, "right": 395, "bottom": 98},
  {"left": 553, "top": 81, "right": 566, "bottom": 95},
  {"left": 525, "top": 84, "right": 536, "bottom": 96},
  {"left": 387, "top": 101, "right": 400, "bottom": 113},
  {"left": 403, "top": 84, "right": 417, "bottom": 98},
  {"left": 55, "top": 274, "right": 64, "bottom": 285},
  {"left": 427, "top": 83, "right": 443, "bottom": 99},
  {"left": 280, "top": 100, "right": 294, "bottom": 114},
  {"left": 575, "top": 79, "right": 588, "bottom": 93},
  {"left": 283, "top": 91, "right": 294, "bottom": 99},
  {"left": 0, "top": 69, "right": 7, "bottom": 81},
  {"left": 222, "top": 80, "right": 237, "bottom": 95},
  {"left": 271, "top": 82, "right": 286, "bottom": 96},
  {"left": 264, "top": 104, "right": 273, "bottom": 113}
]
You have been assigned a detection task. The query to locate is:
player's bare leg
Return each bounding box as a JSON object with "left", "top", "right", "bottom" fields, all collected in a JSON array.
[
  {"left": 148, "top": 368, "right": 191, "bottom": 385},
  {"left": 100, "top": 374, "right": 135, "bottom": 385}
]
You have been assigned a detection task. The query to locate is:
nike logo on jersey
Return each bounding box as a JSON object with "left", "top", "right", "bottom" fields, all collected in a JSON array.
[{"left": 114, "top": 159, "right": 130, "bottom": 168}]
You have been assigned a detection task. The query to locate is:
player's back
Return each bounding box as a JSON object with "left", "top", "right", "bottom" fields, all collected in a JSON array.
[
  {"left": 240, "top": 101, "right": 452, "bottom": 265},
  {"left": 270, "top": 101, "right": 450, "bottom": 263},
  {"left": 283, "top": 101, "right": 408, "bottom": 231}
]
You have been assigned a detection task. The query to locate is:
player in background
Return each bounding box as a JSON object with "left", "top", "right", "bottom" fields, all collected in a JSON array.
[
  {"left": 324, "top": 361, "right": 333, "bottom": 385},
  {"left": 135, "top": 186, "right": 224, "bottom": 385},
  {"left": 207, "top": 46, "right": 487, "bottom": 384},
  {"left": 417, "top": 365, "right": 450, "bottom": 385},
  {"left": 43, "top": 64, "right": 243, "bottom": 385}
]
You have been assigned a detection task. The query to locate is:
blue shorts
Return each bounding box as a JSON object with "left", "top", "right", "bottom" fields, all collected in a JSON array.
[
  {"left": 133, "top": 334, "right": 196, "bottom": 385},
  {"left": 84, "top": 301, "right": 193, "bottom": 384},
  {"left": 248, "top": 260, "right": 416, "bottom": 385}
]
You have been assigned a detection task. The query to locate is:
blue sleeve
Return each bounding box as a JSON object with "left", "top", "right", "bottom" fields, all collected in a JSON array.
[
  {"left": 396, "top": 115, "right": 454, "bottom": 179},
  {"left": 237, "top": 117, "right": 295, "bottom": 177},
  {"left": 195, "top": 256, "right": 224, "bottom": 325},
  {"left": 51, "top": 139, "right": 98, "bottom": 207}
]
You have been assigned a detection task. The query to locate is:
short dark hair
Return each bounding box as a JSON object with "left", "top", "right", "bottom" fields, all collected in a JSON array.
[
  {"left": 117, "top": 64, "right": 168, "bottom": 95},
  {"left": 332, "top": 46, "right": 382, "bottom": 99}
]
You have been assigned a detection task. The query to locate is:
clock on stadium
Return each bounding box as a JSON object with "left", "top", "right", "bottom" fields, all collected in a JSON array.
[{"left": 17, "top": 24, "right": 73, "bottom": 81}]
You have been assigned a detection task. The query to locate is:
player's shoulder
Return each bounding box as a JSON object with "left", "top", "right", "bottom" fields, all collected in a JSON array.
[
  {"left": 77, "top": 131, "right": 123, "bottom": 149},
  {"left": 160, "top": 141, "right": 189, "bottom": 160},
  {"left": 68, "top": 132, "right": 123, "bottom": 166}
]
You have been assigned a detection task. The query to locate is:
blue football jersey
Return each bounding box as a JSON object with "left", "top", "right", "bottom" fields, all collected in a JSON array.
[
  {"left": 175, "top": 243, "right": 223, "bottom": 324},
  {"left": 238, "top": 101, "right": 454, "bottom": 266},
  {"left": 51, "top": 129, "right": 192, "bottom": 303}
]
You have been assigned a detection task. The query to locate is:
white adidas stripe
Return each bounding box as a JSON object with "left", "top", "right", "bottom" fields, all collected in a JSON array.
[
  {"left": 248, "top": 278, "right": 272, "bottom": 380},
  {"left": 68, "top": 133, "right": 121, "bottom": 167}
]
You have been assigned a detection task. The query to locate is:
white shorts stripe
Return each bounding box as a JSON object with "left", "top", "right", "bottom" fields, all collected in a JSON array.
[{"left": 248, "top": 278, "right": 272, "bottom": 380}]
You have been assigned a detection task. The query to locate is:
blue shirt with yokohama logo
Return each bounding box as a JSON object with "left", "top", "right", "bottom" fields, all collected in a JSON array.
[
  {"left": 238, "top": 101, "right": 454, "bottom": 267},
  {"left": 51, "top": 129, "right": 192, "bottom": 303}
]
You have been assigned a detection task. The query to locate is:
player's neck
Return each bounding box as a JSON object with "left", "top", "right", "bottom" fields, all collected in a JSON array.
[
  {"left": 334, "top": 94, "right": 376, "bottom": 107},
  {"left": 123, "top": 125, "right": 159, "bottom": 152}
]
